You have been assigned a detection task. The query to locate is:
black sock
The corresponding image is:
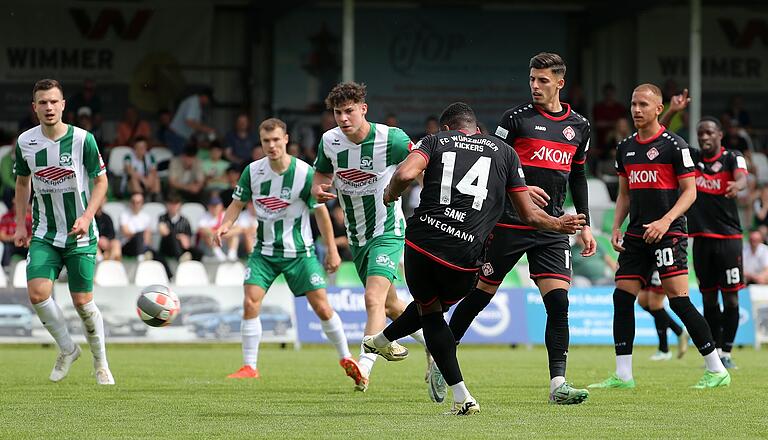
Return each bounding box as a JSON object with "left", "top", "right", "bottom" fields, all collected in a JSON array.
[
  {"left": 669, "top": 296, "right": 716, "bottom": 356},
  {"left": 383, "top": 301, "right": 421, "bottom": 342},
  {"left": 613, "top": 289, "right": 636, "bottom": 355},
  {"left": 420, "top": 312, "right": 463, "bottom": 386},
  {"left": 721, "top": 304, "right": 740, "bottom": 353},
  {"left": 448, "top": 288, "right": 494, "bottom": 343},
  {"left": 702, "top": 299, "right": 723, "bottom": 349},
  {"left": 648, "top": 308, "right": 670, "bottom": 353},
  {"left": 667, "top": 315, "right": 683, "bottom": 336},
  {"left": 543, "top": 288, "right": 569, "bottom": 379}
]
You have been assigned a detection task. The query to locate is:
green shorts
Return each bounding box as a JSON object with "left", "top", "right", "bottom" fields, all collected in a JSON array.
[
  {"left": 26, "top": 238, "right": 97, "bottom": 293},
  {"left": 244, "top": 252, "right": 326, "bottom": 296},
  {"left": 350, "top": 234, "right": 404, "bottom": 285}
]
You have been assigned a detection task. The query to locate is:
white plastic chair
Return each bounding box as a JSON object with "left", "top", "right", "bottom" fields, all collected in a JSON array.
[
  {"left": 13, "top": 260, "right": 27, "bottom": 288},
  {"left": 142, "top": 202, "right": 167, "bottom": 222},
  {"left": 0, "top": 144, "right": 12, "bottom": 161},
  {"left": 180, "top": 202, "right": 206, "bottom": 233},
  {"left": 587, "top": 178, "right": 613, "bottom": 210},
  {"left": 0, "top": 264, "right": 7, "bottom": 288},
  {"left": 0, "top": 201, "right": 8, "bottom": 217},
  {"left": 752, "top": 152, "right": 768, "bottom": 185},
  {"left": 134, "top": 260, "right": 169, "bottom": 287},
  {"left": 94, "top": 260, "right": 130, "bottom": 287},
  {"left": 102, "top": 201, "right": 128, "bottom": 227},
  {"left": 214, "top": 262, "right": 245, "bottom": 286},
  {"left": 107, "top": 146, "right": 132, "bottom": 177},
  {"left": 150, "top": 147, "right": 173, "bottom": 164},
  {"left": 174, "top": 260, "right": 210, "bottom": 286}
]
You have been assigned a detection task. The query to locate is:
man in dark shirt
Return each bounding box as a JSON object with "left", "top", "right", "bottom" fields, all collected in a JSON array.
[
  {"left": 157, "top": 193, "right": 203, "bottom": 264},
  {"left": 589, "top": 84, "right": 730, "bottom": 390},
  {"left": 94, "top": 202, "right": 121, "bottom": 261}
]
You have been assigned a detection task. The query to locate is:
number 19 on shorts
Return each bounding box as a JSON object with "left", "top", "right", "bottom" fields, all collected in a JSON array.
[{"left": 655, "top": 248, "right": 673, "bottom": 268}]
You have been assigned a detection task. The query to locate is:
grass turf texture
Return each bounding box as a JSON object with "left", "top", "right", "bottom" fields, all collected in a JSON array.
[{"left": 0, "top": 344, "right": 765, "bottom": 439}]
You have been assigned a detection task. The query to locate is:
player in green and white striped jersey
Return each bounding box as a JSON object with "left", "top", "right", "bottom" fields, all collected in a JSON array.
[
  {"left": 215, "top": 118, "right": 356, "bottom": 380},
  {"left": 312, "top": 82, "right": 429, "bottom": 392},
  {"left": 13, "top": 79, "right": 113, "bottom": 385}
]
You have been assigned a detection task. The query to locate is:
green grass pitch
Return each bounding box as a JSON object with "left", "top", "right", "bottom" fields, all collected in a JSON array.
[{"left": 1, "top": 344, "right": 766, "bottom": 439}]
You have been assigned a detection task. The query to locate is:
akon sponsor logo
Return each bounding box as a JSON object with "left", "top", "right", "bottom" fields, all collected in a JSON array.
[
  {"left": 531, "top": 146, "right": 572, "bottom": 165},
  {"left": 695, "top": 176, "right": 721, "bottom": 191},
  {"left": 628, "top": 169, "right": 658, "bottom": 184}
]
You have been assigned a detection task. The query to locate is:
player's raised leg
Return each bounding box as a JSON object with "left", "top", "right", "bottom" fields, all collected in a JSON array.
[{"left": 228, "top": 284, "right": 266, "bottom": 379}]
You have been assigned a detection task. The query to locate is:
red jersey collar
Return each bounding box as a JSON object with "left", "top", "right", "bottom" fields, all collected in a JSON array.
[
  {"left": 636, "top": 124, "right": 666, "bottom": 145},
  {"left": 534, "top": 103, "right": 571, "bottom": 121},
  {"left": 702, "top": 147, "right": 725, "bottom": 163}
]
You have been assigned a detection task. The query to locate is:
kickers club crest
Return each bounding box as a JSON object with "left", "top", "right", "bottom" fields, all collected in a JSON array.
[
  {"left": 482, "top": 263, "right": 494, "bottom": 276},
  {"left": 646, "top": 147, "right": 659, "bottom": 161},
  {"left": 562, "top": 126, "right": 575, "bottom": 141}
]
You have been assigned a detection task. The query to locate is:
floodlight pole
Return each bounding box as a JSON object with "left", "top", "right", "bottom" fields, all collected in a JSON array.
[
  {"left": 689, "top": 0, "right": 702, "bottom": 146},
  {"left": 342, "top": 0, "right": 355, "bottom": 82}
]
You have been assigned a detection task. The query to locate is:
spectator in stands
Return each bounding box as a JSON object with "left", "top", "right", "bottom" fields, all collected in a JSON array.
[
  {"left": 744, "top": 229, "right": 768, "bottom": 284},
  {"left": 66, "top": 78, "right": 102, "bottom": 130},
  {"left": 17, "top": 106, "right": 38, "bottom": 133},
  {"left": 728, "top": 95, "right": 751, "bottom": 130},
  {"left": 592, "top": 83, "right": 627, "bottom": 154},
  {"left": 224, "top": 113, "right": 258, "bottom": 165},
  {"left": 329, "top": 202, "right": 352, "bottom": 261},
  {"left": 168, "top": 146, "right": 205, "bottom": 202},
  {"left": 721, "top": 114, "right": 752, "bottom": 153},
  {"left": 202, "top": 141, "right": 231, "bottom": 193},
  {"left": 0, "top": 144, "right": 15, "bottom": 209},
  {"left": 168, "top": 88, "right": 216, "bottom": 154},
  {"left": 251, "top": 145, "right": 265, "bottom": 162},
  {"left": 753, "top": 186, "right": 768, "bottom": 236},
  {"left": 571, "top": 232, "right": 617, "bottom": 286},
  {"left": 114, "top": 106, "right": 152, "bottom": 147},
  {"left": 122, "top": 136, "right": 161, "bottom": 201},
  {"left": 197, "top": 194, "right": 239, "bottom": 262},
  {"left": 0, "top": 200, "right": 31, "bottom": 267},
  {"left": 155, "top": 109, "right": 173, "bottom": 147},
  {"left": 94, "top": 201, "right": 121, "bottom": 261},
  {"left": 119, "top": 192, "right": 155, "bottom": 260},
  {"left": 567, "top": 83, "right": 587, "bottom": 116},
  {"left": 220, "top": 165, "right": 242, "bottom": 208},
  {"left": 157, "top": 193, "right": 203, "bottom": 267},
  {"left": 420, "top": 115, "right": 440, "bottom": 139}
]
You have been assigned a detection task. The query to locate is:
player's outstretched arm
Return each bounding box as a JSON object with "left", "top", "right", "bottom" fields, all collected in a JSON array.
[
  {"left": 507, "top": 191, "right": 585, "bottom": 234},
  {"left": 660, "top": 88, "right": 690, "bottom": 127},
  {"left": 13, "top": 176, "right": 32, "bottom": 248},
  {"left": 642, "top": 176, "right": 696, "bottom": 244},
  {"left": 383, "top": 152, "right": 427, "bottom": 205},
  {"left": 314, "top": 204, "right": 341, "bottom": 273},
  {"left": 69, "top": 173, "right": 108, "bottom": 239},
  {"left": 611, "top": 176, "right": 630, "bottom": 252},
  {"left": 214, "top": 199, "right": 245, "bottom": 248},
  {"left": 311, "top": 172, "right": 336, "bottom": 203}
]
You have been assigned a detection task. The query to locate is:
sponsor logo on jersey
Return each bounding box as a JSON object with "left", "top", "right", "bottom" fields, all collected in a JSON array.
[
  {"left": 34, "top": 166, "right": 75, "bottom": 185},
  {"left": 562, "top": 126, "right": 575, "bottom": 141},
  {"left": 531, "top": 146, "right": 572, "bottom": 165},
  {"left": 255, "top": 196, "right": 290, "bottom": 213},
  {"left": 646, "top": 147, "right": 659, "bottom": 160},
  {"left": 482, "top": 263, "right": 494, "bottom": 276},
  {"left": 59, "top": 153, "right": 72, "bottom": 167},
  {"left": 696, "top": 175, "right": 722, "bottom": 191},
  {"left": 360, "top": 156, "right": 373, "bottom": 171},
  {"left": 534, "top": 125, "right": 547, "bottom": 131},
  {"left": 629, "top": 169, "right": 658, "bottom": 184},
  {"left": 710, "top": 161, "right": 722, "bottom": 173},
  {"left": 336, "top": 168, "right": 378, "bottom": 187}
]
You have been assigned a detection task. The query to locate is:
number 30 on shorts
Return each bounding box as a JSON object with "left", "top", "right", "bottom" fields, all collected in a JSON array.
[{"left": 654, "top": 248, "right": 673, "bottom": 267}]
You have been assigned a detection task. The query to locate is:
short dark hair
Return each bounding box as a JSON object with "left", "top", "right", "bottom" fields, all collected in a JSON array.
[
  {"left": 183, "top": 146, "right": 198, "bottom": 157},
  {"left": 32, "top": 79, "right": 64, "bottom": 101},
  {"left": 325, "top": 82, "right": 367, "bottom": 109},
  {"left": 259, "top": 117, "right": 287, "bottom": 134},
  {"left": 439, "top": 102, "right": 476, "bottom": 129},
  {"left": 698, "top": 116, "right": 723, "bottom": 131},
  {"left": 529, "top": 52, "right": 566, "bottom": 76},
  {"left": 132, "top": 136, "right": 149, "bottom": 146},
  {"left": 166, "top": 192, "right": 183, "bottom": 204}
]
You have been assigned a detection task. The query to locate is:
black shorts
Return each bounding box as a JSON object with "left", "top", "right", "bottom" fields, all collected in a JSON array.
[
  {"left": 616, "top": 233, "right": 688, "bottom": 287},
  {"left": 693, "top": 237, "right": 745, "bottom": 293},
  {"left": 479, "top": 226, "right": 571, "bottom": 285},
  {"left": 404, "top": 245, "right": 479, "bottom": 307}
]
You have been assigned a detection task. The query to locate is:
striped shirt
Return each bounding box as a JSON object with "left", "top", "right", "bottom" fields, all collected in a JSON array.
[
  {"left": 314, "top": 122, "right": 410, "bottom": 247},
  {"left": 233, "top": 156, "right": 316, "bottom": 258},
  {"left": 14, "top": 125, "right": 106, "bottom": 248}
]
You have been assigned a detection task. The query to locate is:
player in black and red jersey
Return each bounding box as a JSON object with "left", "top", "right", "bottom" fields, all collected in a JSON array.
[
  {"left": 662, "top": 97, "right": 748, "bottom": 369},
  {"left": 589, "top": 84, "right": 730, "bottom": 390},
  {"left": 442, "top": 52, "right": 595, "bottom": 405},
  {"left": 361, "top": 102, "right": 585, "bottom": 415}
]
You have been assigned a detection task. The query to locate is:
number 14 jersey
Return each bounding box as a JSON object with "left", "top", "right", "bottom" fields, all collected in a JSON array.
[{"left": 406, "top": 130, "right": 528, "bottom": 270}]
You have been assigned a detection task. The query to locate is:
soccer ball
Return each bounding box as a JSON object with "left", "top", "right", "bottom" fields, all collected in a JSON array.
[{"left": 136, "top": 284, "right": 180, "bottom": 327}]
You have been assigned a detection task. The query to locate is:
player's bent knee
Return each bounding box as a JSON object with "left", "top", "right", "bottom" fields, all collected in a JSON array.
[
  {"left": 723, "top": 292, "right": 739, "bottom": 308},
  {"left": 27, "top": 278, "right": 54, "bottom": 304},
  {"left": 70, "top": 292, "right": 93, "bottom": 307}
]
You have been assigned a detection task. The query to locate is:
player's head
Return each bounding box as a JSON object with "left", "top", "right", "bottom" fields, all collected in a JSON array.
[
  {"left": 697, "top": 116, "right": 723, "bottom": 155},
  {"left": 439, "top": 102, "right": 477, "bottom": 132},
  {"left": 631, "top": 83, "right": 664, "bottom": 130},
  {"left": 259, "top": 117, "right": 289, "bottom": 161},
  {"left": 325, "top": 82, "right": 368, "bottom": 138},
  {"left": 32, "top": 79, "right": 65, "bottom": 127},
  {"left": 529, "top": 52, "right": 566, "bottom": 106}
]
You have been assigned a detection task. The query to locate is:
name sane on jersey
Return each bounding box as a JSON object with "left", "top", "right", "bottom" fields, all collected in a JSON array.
[{"left": 440, "top": 135, "right": 499, "bottom": 152}]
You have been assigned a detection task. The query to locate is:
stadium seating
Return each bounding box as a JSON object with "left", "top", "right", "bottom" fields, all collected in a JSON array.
[
  {"left": 142, "top": 202, "right": 166, "bottom": 221},
  {"left": 753, "top": 152, "right": 768, "bottom": 185},
  {"left": 149, "top": 147, "right": 173, "bottom": 165},
  {"left": 214, "top": 261, "right": 246, "bottom": 286},
  {"left": 0, "top": 264, "right": 7, "bottom": 287},
  {"left": 175, "top": 261, "right": 210, "bottom": 286},
  {"left": 587, "top": 178, "right": 613, "bottom": 210},
  {"left": 180, "top": 203, "right": 206, "bottom": 233},
  {"left": 12, "top": 260, "right": 27, "bottom": 288},
  {"left": 102, "top": 201, "right": 128, "bottom": 226},
  {"left": 134, "top": 260, "right": 169, "bottom": 287},
  {"left": 94, "top": 260, "right": 130, "bottom": 287},
  {"left": 107, "top": 146, "right": 132, "bottom": 177},
  {"left": 0, "top": 144, "right": 12, "bottom": 161}
]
